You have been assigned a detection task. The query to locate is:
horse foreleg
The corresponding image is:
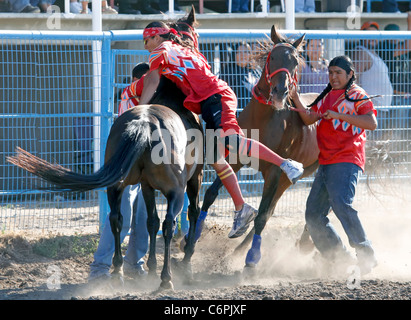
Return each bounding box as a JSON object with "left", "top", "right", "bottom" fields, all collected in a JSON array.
[
  {"left": 161, "top": 191, "right": 184, "bottom": 290},
  {"left": 244, "top": 171, "right": 288, "bottom": 269}
]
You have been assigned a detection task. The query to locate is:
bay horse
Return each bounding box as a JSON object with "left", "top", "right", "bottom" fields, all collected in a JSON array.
[
  {"left": 7, "top": 10, "right": 203, "bottom": 291},
  {"left": 199, "top": 26, "right": 320, "bottom": 272}
]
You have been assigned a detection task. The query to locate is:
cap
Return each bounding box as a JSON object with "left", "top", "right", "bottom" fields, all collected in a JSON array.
[
  {"left": 361, "top": 21, "right": 380, "bottom": 30},
  {"left": 384, "top": 24, "right": 400, "bottom": 31}
]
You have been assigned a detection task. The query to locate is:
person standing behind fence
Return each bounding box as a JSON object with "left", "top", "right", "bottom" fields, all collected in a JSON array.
[
  {"left": 291, "top": 55, "right": 378, "bottom": 275},
  {"left": 219, "top": 42, "right": 257, "bottom": 109},
  {"left": 352, "top": 21, "right": 393, "bottom": 134},
  {"left": 118, "top": 62, "right": 149, "bottom": 114},
  {"left": 378, "top": 13, "right": 411, "bottom": 135},
  {"left": 139, "top": 22, "right": 305, "bottom": 239},
  {"left": 88, "top": 64, "right": 150, "bottom": 284},
  {"left": 298, "top": 38, "right": 328, "bottom": 94}
]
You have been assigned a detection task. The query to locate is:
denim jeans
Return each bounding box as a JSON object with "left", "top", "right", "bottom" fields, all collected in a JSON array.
[
  {"left": 9, "top": 0, "right": 32, "bottom": 12},
  {"left": 89, "top": 184, "right": 149, "bottom": 279},
  {"left": 295, "top": 0, "right": 315, "bottom": 12},
  {"left": 305, "top": 163, "right": 374, "bottom": 261}
]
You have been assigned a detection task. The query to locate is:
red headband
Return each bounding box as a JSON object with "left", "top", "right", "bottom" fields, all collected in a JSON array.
[{"left": 143, "top": 27, "right": 179, "bottom": 40}]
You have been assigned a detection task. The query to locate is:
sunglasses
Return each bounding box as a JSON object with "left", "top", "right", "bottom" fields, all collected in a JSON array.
[{"left": 144, "top": 37, "right": 154, "bottom": 45}]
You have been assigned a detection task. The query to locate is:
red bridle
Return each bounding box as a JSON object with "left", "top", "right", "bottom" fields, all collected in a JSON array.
[{"left": 252, "top": 42, "right": 299, "bottom": 106}]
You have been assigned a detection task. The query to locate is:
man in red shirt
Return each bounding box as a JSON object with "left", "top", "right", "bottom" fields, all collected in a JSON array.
[
  {"left": 139, "top": 22, "right": 305, "bottom": 238},
  {"left": 291, "top": 55, "right": 378, "bottom": 275},
  {"left": 118, "top": 62, "right": 149, "bottom": 115}
]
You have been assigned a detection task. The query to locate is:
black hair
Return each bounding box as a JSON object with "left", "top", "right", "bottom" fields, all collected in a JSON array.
[
  {"left": 308, "top": 55, "right": 374, "bottom": 107},
  {"left": 132, "top": 62, "right": 149, "bottom": 79}
]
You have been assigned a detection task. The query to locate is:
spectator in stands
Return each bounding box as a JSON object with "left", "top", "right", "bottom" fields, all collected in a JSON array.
[
  {"left": 136, "top": 0, "right": 160, "bottom": 14},
  {"left": 117, "top": 0, "right": 140, "bottom": 14},
  {"left": 295, "top": 0, "right": 315, "bottom": 13},
  {"left": 88, "top": 63, "right": 150, "bottom": 284},
  {"left": 219, "top": 41, "right": 257, "bottom": 109},
  {"left": 156, "top": 0, "right": 184, "bottom": 14},
  {"left": 30, "top": 0, "right": 54, "bottom": 12},
  {"left": 352, "top": 21, "right": 393, "bottom": 133},
  {"left": 231, "top": 0, "right": 250, "bottom": 13},
  {"left": 299, "top": 39, "right": 328, "bottom": 93},
  {"left": 78, "top": 0, "right": 117, "bottom": 14},
  {"left": 1, "top": 0, "right": 40, "bottom": 12},
  {"left": 378, "top": 13, "right": 411, "bottom": 133},
  {"left": 382, "top": 0, "right": 400, "bottom": 13}
]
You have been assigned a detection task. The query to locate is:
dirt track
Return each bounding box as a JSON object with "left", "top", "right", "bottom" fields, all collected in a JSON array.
[{"left": 1, "top": 181, "right": 411, "bottom": 301}]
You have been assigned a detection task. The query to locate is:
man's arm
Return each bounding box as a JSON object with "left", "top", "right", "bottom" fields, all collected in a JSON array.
[{"left": 139, "top": 69, "right": 161, "bottom": 105}]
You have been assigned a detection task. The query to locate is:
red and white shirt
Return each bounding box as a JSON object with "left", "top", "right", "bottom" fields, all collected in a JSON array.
[
  {"left": 118, "top": 74, "right": 146, "bottom": 116},
  {"left": 311, "top": 84, "right": 377, "bottom": 171},
  {"left": 148, "top": 40, "right": 230, "bottom": 114}
]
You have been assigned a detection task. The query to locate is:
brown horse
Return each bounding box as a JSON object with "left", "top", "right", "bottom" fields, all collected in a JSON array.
[
  {"left": 7, "top": 10, "right": 204, "bottom": 290},
  {"left": 199, "top": 26, "right": 320, "bottom": 271}
]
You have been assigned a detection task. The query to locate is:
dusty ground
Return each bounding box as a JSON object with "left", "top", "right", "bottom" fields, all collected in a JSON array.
[{"left": 1, "top": 182, "right": 411, "bottom": 301}]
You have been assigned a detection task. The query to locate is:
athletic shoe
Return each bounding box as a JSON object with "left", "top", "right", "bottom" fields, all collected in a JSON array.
[
  {"left": 228, "top": 203, "right": 257, "bottom": 238},
  {"left": 280, "top": 159, "right": 304, "bottom": 184},
  {"left": 20, "top": 5, "right": 40, "bottom": 13},
  {"left": 102, "top": 6, "right": 118, "bottom": 14}
]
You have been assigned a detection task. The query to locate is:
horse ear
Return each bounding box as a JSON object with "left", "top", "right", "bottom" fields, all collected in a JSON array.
[
  {"left": 270, "top": 25, "right": 281, "bottom": 44},
  {"left": 292, "top": 33, "right": 306, "bottom": 49},
  {"left": 188, "top": 5, "right": 196, "bottom": 25}
]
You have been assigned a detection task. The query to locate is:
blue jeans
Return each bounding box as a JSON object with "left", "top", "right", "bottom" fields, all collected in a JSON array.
[
  {"left": 305, "top": 163, "right": 374, "bottom": 261},
  {"left": 9, "top": 0, "right": 32, "bottom": 12},
  {"left": 230, "top": 0, "right": 249, "bottom": 12},
  {"left": 382, "top": 0, "right": 399, "bottom": 12},
  {"left": 295, "top": 0, "right": 315, "bottom": 12},
  {"left": 89, "top": 184, "right": 149, "bottom": 279}
]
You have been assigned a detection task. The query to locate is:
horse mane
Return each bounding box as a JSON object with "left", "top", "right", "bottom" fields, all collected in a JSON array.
[{"left": 252, "top": 32, "right": 305, "bottom": 70}]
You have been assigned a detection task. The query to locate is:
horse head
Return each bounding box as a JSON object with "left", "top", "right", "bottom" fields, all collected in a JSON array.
[
  {"left": 169, "top": 5, "right": 199, "bottom": 50},
  {"left": 253, "top": 25, "right": 305, "bottom": 110}
]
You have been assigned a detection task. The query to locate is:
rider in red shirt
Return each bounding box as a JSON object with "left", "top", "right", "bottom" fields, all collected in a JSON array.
[{"left": 139, "top": 22, "right": 305, "bottom": 238}]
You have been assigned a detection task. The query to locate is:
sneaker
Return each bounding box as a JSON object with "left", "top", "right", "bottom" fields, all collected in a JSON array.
[
  {"left": 20, "top": 5, "right": 41, "bottom": 13},
  {"left": 228, "top": 203, "right": 257, "bottom": 238},
  {"left": 357, "top": 248, "right": 378, "bottom": 275},
  {"left": 280, "top": 159, "right": 304, "bottom": 184},
  {"left": 102, "top": 6, "right": 118, "bottom": 14}
]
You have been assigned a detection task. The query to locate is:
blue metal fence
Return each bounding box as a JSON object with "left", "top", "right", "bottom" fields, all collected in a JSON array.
[{"left": 1, "top": 29, "right": 410, "bottom": 231}]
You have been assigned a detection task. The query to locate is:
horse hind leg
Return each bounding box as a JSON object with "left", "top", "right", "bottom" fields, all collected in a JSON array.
[
  {"left": 160, "top": 190, "right": 185, "bottom": 290},
  {"left": 141, "top": 184, "right": 160, "bottom": 279},
  {"left": 107, "top": 184, "right": 125, "bottom": 280}
]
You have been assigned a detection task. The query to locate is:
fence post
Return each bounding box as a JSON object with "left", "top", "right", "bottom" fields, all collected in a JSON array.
[{"left": 98, "top": 33, "right": 114, "bottom": 232}]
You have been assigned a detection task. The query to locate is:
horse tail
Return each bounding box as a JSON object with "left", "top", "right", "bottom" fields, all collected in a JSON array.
[{"left": 7, "top": 119, "right": 151, "bottom": 192}]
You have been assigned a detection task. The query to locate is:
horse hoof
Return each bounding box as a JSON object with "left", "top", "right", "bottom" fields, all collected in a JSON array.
[
  {"left": 242, "top": 265, "right": 257, "bottom": 280},
  {"left": 160, "top": 281, "right": 174, "bottom": 291},
  {"left": 296, "top": 238, "right": 315, "bottom": 255},
  {"left": 111, "top": 273, "right": 125, "bottom": 288}
]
